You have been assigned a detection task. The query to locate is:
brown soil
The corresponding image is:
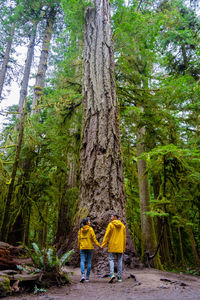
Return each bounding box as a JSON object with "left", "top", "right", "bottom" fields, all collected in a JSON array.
[{"left": 5, "top": 267, "right": 200, "bottom": 300}]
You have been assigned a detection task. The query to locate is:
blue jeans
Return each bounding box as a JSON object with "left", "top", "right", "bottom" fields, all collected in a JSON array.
[
  {"left": 108, "top": 252, "right": 123, "bottom": 277},
  {"left": 80, "top": 249, "right": 93, "bottom": 279}
]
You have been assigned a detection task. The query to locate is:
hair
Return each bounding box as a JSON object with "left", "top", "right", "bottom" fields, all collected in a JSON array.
[
  {"left": 112, "top": 212, "right": 119, "bottom": 219},
  {"left": 80, "top": 217, "right": 89, "bottom": 228}
]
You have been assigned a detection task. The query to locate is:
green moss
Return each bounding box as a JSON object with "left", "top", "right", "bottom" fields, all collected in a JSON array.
[
  {"left": 34, "top": 86, "right": 43, "bottom": 90},
  {"left": 0, "top": 276, "right": 11, "bottom": 297}
]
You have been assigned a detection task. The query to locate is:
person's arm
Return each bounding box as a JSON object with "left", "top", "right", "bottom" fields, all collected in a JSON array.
[
  {"left": 101, "top": 223, "right": 112, "bottom": 248},
  {"left": 90, "top": 228, "right": 100, "bottom": 247},
  {"left": 123, "top": 225, "right": 126, "bottom": 252},
  {"left": 78, "top": 229, "right": 81, "bottom": 249}
]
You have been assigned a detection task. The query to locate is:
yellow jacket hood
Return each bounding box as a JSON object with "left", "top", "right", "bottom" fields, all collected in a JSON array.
[
  {"left": 111, "top": 220, "right": 123, "bottom": 228},
  {"left": 81, "top": 225, "right": 90, "bottom": 232}
]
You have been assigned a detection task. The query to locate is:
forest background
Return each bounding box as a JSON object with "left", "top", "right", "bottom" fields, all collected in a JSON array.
[{"left": 0, "top": 0, "right": 200, "bottom": 274}]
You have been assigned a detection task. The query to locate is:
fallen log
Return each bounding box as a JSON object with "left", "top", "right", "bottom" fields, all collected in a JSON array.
[
  {"left": 0, "top": 270, "right": 18, "bottom": 275},
  {"left": 0, "top": 255, "right": 17, "bottom": 270},
  {"left": 7, "top": 273, "right": 41, "bottom": 281},
  {"left": 0, "top": 241, "right": 26, "bottom": 270}
]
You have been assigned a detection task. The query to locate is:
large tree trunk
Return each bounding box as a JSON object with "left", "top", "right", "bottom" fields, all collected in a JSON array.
[
  {"left": 81, "top": 0, "right": 125, "bottom": 224},
  {"left": 31, "top": 7, "right": 57, "bottom": 115},
  {"left": 0, "top": 22, "right": 15, "bottom": 100},
  {"left": 77, "top": 0, "right": 140, "bottom": 273},
  {"left": 137, "top": 125, "right": 162, "bottom": 269},
  {"left": 18, "top": 22, "right": 37, "bottom": 114}
]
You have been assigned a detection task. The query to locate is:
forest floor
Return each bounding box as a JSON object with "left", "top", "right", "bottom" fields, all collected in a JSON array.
[{"left": 5, "top": 267, "right": 200, "bottom": 300}]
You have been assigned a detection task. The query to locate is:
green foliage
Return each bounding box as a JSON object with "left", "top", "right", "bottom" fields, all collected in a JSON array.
[
  {"left": 184, "top": 268, "right": 200, "bottom": 276},
  {"left": 34, "top": 285, "right": 47, "bottom": 294},
  {"left": 115, "top": 0, "right": 200, "bottom": 267},
  {"left": 25, "top": 242, "right": 74, "bottom": 272}
]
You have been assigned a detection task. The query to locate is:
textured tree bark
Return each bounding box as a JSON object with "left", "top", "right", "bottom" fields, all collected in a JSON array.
[
  {"left": 178, "top": 226, "right": 185, "bottom": 266},
  {"left": 188, "top": 226, "right": 200, "bottom": 266},
  {"left": 7, "top": 156, "right": 33, "bottom": 245},
  {"left": 55, "top": 164, "right": 77, "bottom": 246},
  {"left": 55, "top": 110, "right": 80, "bottom": 248},
  {"left": 81, "top": 2, "right": 125, "bottom": 220},
  {"left": 0, "top": 22, "right": 15, "bottom": 100},
  {"left": 31, "top": 7, "right": 57, "bottom": 115},
  {"left": 18, "top": 22, "right": 37, "bottom": 114},
  {"left": 78, "top": 0, "right": 140, "bottom": 272},
  {"left": 137, "top": 125, "right": 162, "bottom": 269}
]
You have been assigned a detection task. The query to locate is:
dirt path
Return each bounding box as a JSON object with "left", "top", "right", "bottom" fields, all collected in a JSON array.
[{"left": 5, "top": 268, "right": 200, "bottom": 300}]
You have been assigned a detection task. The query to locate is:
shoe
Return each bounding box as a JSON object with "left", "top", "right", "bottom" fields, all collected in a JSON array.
[
  {"left": 80, "top": 276, "right": 85, "bottom": 283},
  {"left": 109, "top": 274, "right": 115, "bottom": 283},
  {"left": 117, "top": 276, "right": 122, "bottom": 282},
  {"left": 85, "top": 279, "right": 89, "bottom": 282}
]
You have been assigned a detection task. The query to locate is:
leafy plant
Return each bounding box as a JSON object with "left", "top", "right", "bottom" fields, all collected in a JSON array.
[
  {"left": 34, "top": 285, "right": 47, "bottom": 294},
  {"left": 185, "top": 267, "right": 200, "bottom": 276},
  {"left": 24, "top": 242, "right": 74, "bottom": 273}
]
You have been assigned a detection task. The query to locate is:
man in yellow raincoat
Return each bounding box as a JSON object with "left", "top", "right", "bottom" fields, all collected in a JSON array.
[
  {"left": 78, "top": 218, "right": 100, "bottom": 282},
  {"left": 101, "top": 213, "right": 126, "bottom": 283}
]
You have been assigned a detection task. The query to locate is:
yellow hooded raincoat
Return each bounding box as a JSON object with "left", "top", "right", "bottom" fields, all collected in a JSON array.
[
  {"left": 78, "top": 225, "right": 100, "bottom": 250},
  {"left": 102, "top": 220, "right": 126, "bottom": 253}
]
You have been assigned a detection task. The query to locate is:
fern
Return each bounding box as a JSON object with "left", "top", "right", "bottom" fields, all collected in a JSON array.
[
  {"left": 46, "top": 248, "right": 54, "bottom": 267},
  {"left": 60, "top": 249, "right": 75, "bottom": 266},
  {"left": 24, "top": 243, "right": 74, "bottom": 273}
]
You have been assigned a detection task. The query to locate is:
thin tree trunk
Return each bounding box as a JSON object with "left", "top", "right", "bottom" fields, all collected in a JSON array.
[
  {"left": 42, "top": 203, "right": 48, "bottom": 248},
  {"left": 7, "top": 154, "right": 34, "bottom": 244},
  {"left": 168, "top": 220, "right": 177, "bottom": 264},
  {"left": 178, "top": 226, "right": 185, "bottom": 266},
  {"left": 56, "top": 174, "right": 70, "bottom": 243},
  {"left": 31, "top": 7, "right": 57, "bottom": 115},
  {"left": 188, "top": 225, "right": 200, "bottom": 266},
  {"left": 136, "top": 125, "right": 162, "bottom": 269},
  {"left": 56, "top": 118, "right": 79, "bottom": 246},
  {"left": 23, "top": 207, "right": 31, "bottom": 245},
  {"left": 163, "top": 222, "right": 171, "bottom": 264},
  {"left": 0, "top": 22, "right": 15, "bottom": 100},
  {"left": 79, "top": 0, "right": 139, "bottom": 272},
  {"left": 152, "top": 175, "right": 174, "bottom": 266},
  {"left": 56, "top": 166, "right": 77, "bottom": 245},
  {"left": 18, "top": 22, "right": 37, "bottom": 113}
]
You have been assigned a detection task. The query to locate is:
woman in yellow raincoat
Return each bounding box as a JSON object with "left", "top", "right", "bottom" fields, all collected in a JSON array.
[{"left": 78, "top": 218, "right": 100, "bottom": 282}]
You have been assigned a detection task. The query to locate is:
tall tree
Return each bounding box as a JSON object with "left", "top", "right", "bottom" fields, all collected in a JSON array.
[
  {"left": 18, "top": 22, "right": 37, "bottom": 113},
  {"left": 79, "top": 0, "right": 139, "bottom": 271},
  {"left": 31, "top": 5, "right": 57, "bottom": 115},
  {"left": 136, "top": 122, "right": 162, "bottom": 268},
  {"left": 0, "top": 22, "right": 15, "bottom": 100}
]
